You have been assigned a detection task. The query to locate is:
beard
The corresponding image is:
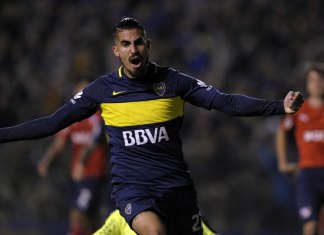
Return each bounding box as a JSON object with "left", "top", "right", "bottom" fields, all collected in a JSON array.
[{"left": 122, "top": 57, "right": 149, "bottom": 79}]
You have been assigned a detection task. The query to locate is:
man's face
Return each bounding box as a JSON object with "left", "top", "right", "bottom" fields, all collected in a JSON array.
[
  {"left": 306, "top": 70, "right": 324, "bottom": 97},
  {"left": 112, "top": 28, "right": 150, "bottom": 79}
]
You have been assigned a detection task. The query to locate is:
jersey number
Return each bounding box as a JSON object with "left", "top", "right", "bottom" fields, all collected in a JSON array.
[{"left": 192, "top": 213, "right": 202, "bottom": 232}]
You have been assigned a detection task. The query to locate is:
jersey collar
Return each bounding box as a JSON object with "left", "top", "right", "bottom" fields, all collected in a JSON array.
[{"left": 118, "top": 62, "right": 159, "bottom": 79}]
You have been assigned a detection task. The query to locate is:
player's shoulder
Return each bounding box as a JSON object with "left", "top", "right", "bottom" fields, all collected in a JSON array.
[
  {"left": 82, "top": 71, "right": 119, "bottom": 97},
  {"left": 157, "top": 64, "right": 179, "bottom": 76},
  {"left": 160, "top": 64, "right": 195, "bottom": 80},
  {"left": 91, "top": 71, "right": 119, "bottom": 85},
  {"left": 154, "top": 63, "right": 191, "bottom": 84}
]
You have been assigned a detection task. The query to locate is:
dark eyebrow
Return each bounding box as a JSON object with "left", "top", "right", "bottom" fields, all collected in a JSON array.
[
  {"left": 134, "top": 37, "right": 145, "bottom": 44},
  {"left": 120, "top": 39, "right": 130, "bottom": 44},
  {"left": 119, "top": 37, "right": 144, "bottom": 45}
]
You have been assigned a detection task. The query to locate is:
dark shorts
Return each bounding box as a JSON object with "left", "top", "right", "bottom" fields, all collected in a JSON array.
[
  {"left": 71, "top": 177, "right": 106, "bottom": 216},
  {"left": 113, "top": 184, "right": 203, "bottom": 235},
  {"left": 297, "top": 169, "right": 324, "bottom": 223}
]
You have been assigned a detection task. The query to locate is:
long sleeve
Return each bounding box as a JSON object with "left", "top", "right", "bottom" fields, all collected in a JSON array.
[
  {"left": 209, "top": 92, "right": 285, "bottom": 116},
  {"left": 176, "top": 71, "right": 285, "bottom": 116},
  {"left": 0, "top": 89, "right": 99, "bottom": 143},
  {"left": 0, "top": 102, "right": 96, "bottom": 143}
]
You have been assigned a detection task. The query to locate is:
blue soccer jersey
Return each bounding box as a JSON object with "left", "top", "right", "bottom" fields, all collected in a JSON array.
[
  {"left": 0, "top": 62, "right": 286, "bottom": 233},
  {"left": 0, "top": 62, "right": 285, "bottom": 191},
  {"left": 68, "top": 62, "right": 286, "bottom": 192},
  {"left": 68, "top": 62, "right": 284, "bottom": 190},
  {"left": 83, "top": 63, "right": 198, "bottom": 189}
]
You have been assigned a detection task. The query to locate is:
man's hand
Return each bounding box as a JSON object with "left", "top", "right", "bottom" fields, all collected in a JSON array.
[{"left": 284, "top": 91, "right": 304, "bottom": 114}]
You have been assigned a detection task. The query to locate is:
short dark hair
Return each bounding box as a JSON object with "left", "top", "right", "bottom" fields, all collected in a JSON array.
[{"left": 113, "top": 17, "right": 146, "bottom": 39}]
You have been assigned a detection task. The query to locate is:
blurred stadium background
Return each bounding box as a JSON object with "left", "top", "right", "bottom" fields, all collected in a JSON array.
[{"left": 0, "top": 0, "right": 324, "bottom": 234}]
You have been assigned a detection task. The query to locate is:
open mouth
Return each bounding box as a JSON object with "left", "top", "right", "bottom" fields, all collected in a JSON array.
[{"left": 130, "top": 57, "right": 141, "bottom": 67}]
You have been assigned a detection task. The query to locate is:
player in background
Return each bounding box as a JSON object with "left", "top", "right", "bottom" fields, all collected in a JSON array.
[
  {"left": 275, "top": 63, "right": 324, "bottom": 235},
  {"left": 0, "top": 17, "right": 304, "bottom": 234},
  {"left": 93, "top": 209, "right": 218, "bottom": 235},
  {"left": 37, "top": 80, "right": 113, "bottom": 235}
]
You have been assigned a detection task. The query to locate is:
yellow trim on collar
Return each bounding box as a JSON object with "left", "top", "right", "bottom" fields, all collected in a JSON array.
[{"left": 118, "top": 66, "right": 123, "bottom": 78}]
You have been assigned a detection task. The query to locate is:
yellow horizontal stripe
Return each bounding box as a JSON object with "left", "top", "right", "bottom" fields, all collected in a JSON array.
[{"left": 100, "top": 96, "right": 184, "bottom": 127}]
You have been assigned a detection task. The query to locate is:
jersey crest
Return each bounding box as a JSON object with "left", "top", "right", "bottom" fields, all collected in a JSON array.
[{"left": 153, "top": 82, "right": 166, "bottom": 96}]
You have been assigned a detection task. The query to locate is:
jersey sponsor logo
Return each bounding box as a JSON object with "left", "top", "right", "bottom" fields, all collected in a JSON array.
[
  {"left": 303, "top": 130, "right": 324, "bottom": 142},
  {"left": 112, "top": 90, "right": 127, "bottom": 96},
  {"left": 122, "top": 126, "right": 170, "bottom": 146},
  {"left": 196, "top": 79, "right": 212, "bottom": 91},
  {"left": 74, "top": 90, "right": 83, "bottom": 99},
  {"left": 153, "top": 82, "right": 166, "bottom": 96},
  {"left": 70, "top": 90, "right": 84, "bottom": 104}
]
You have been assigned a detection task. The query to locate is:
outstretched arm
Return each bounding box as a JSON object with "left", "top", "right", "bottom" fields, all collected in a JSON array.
[
  {"left": 206, "top": 90, "right": 303, "bottom": 116},
  {"left": 177, "top": 72, "right": 304, "bottom": 116},
  {"left": 0, "top": 107, "right": 73, "bottom": 143},
  {"left": 0, "top": 100, "right": 98, "bottom": 143},
  {"left": 0, "top": 77, "right": 104, "bottom": 143}
]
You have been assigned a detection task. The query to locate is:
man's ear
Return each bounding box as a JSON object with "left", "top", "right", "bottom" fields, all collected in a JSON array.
[
  {"left": 112, "top": 46, "right": 119, "bottom": 57},
  {"left": 146, "top": 39, "right": 151, "bottom": 50}
]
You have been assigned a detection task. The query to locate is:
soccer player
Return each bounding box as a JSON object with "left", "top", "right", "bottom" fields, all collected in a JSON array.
[
  {"left": 93, "top": 209, "right": 218, "bottom": 235},
  {"left": 37, "top": 80, "right": 112, "bottom": 235},
  {"left": 0, "top": 17, "right": 303, "bottom": 235},
  {"left": 276, "top": 63, "right": 324, "bottom": 235}
]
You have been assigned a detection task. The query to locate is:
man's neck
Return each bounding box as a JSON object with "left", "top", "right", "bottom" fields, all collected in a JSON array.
[{"left": 124, "top": 62, "right": 150, "bottom": 80}]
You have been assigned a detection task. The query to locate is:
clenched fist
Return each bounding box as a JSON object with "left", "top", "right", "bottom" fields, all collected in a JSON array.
[{"left": 284, "top": 91, "right": 304, "bottom": 114}]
